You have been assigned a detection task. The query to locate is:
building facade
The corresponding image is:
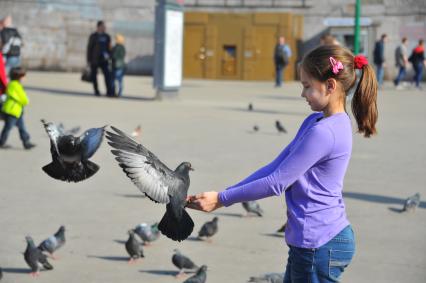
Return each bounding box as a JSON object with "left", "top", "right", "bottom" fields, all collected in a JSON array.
[{"left": 0, "top": 0, "right": 425, "bottom": 80}]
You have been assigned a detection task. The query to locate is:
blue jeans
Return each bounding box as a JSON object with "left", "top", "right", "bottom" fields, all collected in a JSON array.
[
  {"left": 0, "top": 113, "right": 30, "bottom": 146},
  {"left": 5, "top": 56, "right": 21, "bottom": 77},
  {"left": 275, "top": 64, "right": 285, "bottom": 86},
  {"left": 113, "top": 68, "right": 124, "bottom": 97},
  {"left": 375, "top": 64, "right": 384, "bottom": 86},
  {"left": 412, "top": 62, "right": 423, "bottom": 87},
  {"left": 283, "top": 225, "right": 355, "bottom": 283},
  {"left": 91, "top": 61, "right": 114, "bottom": 96},
  {"left": 393, "top": 66, "right": 406, "bottom": 86}
]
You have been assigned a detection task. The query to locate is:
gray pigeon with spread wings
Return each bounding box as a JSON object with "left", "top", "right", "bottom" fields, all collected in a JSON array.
[
  {"left": 106, "top": 126, "right": 194, "bottom": 241},
  {"left": 38, "top": 226, "right": 66, "bottom": 259},
  {"left": 41, "top": 119, "right": 105, "bottom": 183}
]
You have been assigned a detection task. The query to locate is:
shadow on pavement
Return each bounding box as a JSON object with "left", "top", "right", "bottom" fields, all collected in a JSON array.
[
  {"left": 216, "top": 106, "right": 306, "bottom": 117},
  {"left": 26, "top": 86, "right": 156, "bottom": 101},
  {"left": 261, "top": 233, "right": 283, "bottom": 238},
  {"left": 87, "top": 255, "right": 129, "bottom": 262},
  {"left": 212, "top": 212, "right": 242, "bottom": 218},
  {"left": 140, "top": 269, "right": 177, "bottom": 277},
  {"left": 2, "top": 267, "right": 30, "bottom": 274},
  {"left": 343, "top": 192, "right": 426, "bottom": 209}
]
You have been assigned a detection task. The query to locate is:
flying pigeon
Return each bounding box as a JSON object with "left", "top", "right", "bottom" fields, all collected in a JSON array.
[
  {"left": 125, "top": 230, "right": 144, "bottom": 264},
  {"left": 131, "top": 125, "right": 142, "bottom": 138},
  {"left": 242, "top": 201, "right": 263, "bottom": 217},
  {"left": 172, "top": 249, "right": 198, "bottom": 278},
  {"left": 133, "top": 223, "right": 160, "bottom": 245},
  {"left": 248, "top": 272, "right": 284, "bottom": 283},
  {"left": 275, "top": 120, "right": 287, "bottom": 134},
  {"left": 198, "top": 217, "right": 218, "bottom": 242},
  {"left": 248, "top": 103, "right": 253, "bottom": 111},
  {"left": 403, "top": 193, "right": 421, "bottom": 212},
  {"left": 276, "top": 222, "right": 287, "bottom": 233},
  {"left": 183, "top": 265, "right": 207, "bottom": 283},
  {"left": 41, "top": 119, "right": 105, "bottom": 183},
  {"left": 106, "top": 126, "right": 194, "bottom": 242},
  {"left": 58, "top": 123, "right": 81, "bottom": 135},
  {"left": 24, "top": 236, "right": 53, "bottom": 277},
  {"left": 38, "top": 226, "right": 66, "bottom": 260}
]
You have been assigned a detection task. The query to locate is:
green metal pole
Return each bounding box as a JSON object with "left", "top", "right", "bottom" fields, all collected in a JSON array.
[{"left": 354, "top": 0, "right": 361, "bottom": 54}]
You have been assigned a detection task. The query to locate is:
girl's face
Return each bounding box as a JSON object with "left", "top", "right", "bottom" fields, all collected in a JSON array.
[{"left": 300, "top": 68, "right": 329, "bottom": 112}]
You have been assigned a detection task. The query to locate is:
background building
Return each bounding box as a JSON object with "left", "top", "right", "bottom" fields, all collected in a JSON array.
[{"left": 0, "top": 0, "right": 425, "bottom": 80}]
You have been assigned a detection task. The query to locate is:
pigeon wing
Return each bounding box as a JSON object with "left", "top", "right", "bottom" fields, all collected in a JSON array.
[
  {"left": 79, "top": 126, "right": 106, "bottom": 160},
  {"left": 41, "top": 119, "right": 63, "bottom": 155},
  {"left": 106, "top": 126, "right": 181, "bottom": 204}
]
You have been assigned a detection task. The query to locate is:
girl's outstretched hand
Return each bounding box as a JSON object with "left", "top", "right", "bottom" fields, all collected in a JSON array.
[{"left": 186, "top": 191, "right": 223, "bottom": 212}]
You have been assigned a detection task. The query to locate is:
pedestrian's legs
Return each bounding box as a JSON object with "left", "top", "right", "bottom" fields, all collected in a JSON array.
[
  {"left": 115, "top": 68, "right": 124, "bottom": 97},
  {"left": 0, "top": 114, "right": 18, "bottom": 146},
  {"left": 16, "top": 113, "right": 31, "bottom": 147},
  {"left": 413, "top": 63, "right": 423, "bottom": 88},
  {"left": 275, "top": 64, "right": 284, "bottom": 87},
  {"left": 5, "top": 56, "right": 21, "bottom": 78},
  {"left": 394, "top": 66, "right": 406, "bottom": 86},
  {"left": 375, "top": 64, "right": 384, "bottom": 87},
  {"left": 91, "top": 64, "right": 100, "bottom": 96},
  {"left": 100, "top": 61, "right": 114, "bottom": 96}
]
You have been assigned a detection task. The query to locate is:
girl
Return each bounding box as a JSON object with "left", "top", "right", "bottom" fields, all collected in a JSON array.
[
  {"left": 0, "top": 67, "right": 35, "bottom": 149},
  {"left": 187, "top": 45, "right": 378, "bottom": 283},
  {"left": 112, "top": 33, "right": 126, "bottom": 97}
]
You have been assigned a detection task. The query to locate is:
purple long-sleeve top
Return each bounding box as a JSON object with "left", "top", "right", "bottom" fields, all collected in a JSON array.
[{"left": 219, "top": 112, "right": 352, "bottom": 248}]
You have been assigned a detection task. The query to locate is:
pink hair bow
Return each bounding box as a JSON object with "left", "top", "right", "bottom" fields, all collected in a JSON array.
[{"left": 329, "top": 57, "right": 343, "bottom": 74}]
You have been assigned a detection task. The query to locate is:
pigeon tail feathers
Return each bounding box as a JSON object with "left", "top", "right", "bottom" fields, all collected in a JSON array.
[
  {"left": 158, "top": 205, "right": 194, "bottom": 242},
  {"left": 42, "top": 160, "right": 99, "bottom": 182}
]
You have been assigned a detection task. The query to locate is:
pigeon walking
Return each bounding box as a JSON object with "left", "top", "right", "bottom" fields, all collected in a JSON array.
[
  {"left": 172, "top": 249, "right": 198, "bottom": 278},
  {"left": 24, "top": 236, "right": 53, "bottom": 277},
  {"left": 248, "top": 272, "right": 284, "bottom": 283},
  {"left": 41, "top": 119, "right": 105, "bottom": 182},
  {"left": 242, "top": 201, "right": 263, "bottom": 217},
  {"left": 183, "top": 265, "right": 207, "bottom": 283},
  {"left": 134, "top": 223, "right": 160, "bottom": 245},
  {"left": 275, "top": 120, "right": 287, "bottom": 134},
  {"left": 403, "top": 193, "right": 421, "bottom": 212},
  {"left": 198, "top": 217, "right": 218, "bottom": 242},
  {"left": 125, "top": 230, "right": 144, "bottom": 264},
  {"left": 38, "top": 226, "right": 66, "bottom": 260},
  {"left": 106, "top": 126, "right": 194, "bottom": 241}
]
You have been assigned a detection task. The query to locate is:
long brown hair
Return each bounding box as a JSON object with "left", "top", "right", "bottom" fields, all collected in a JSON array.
[{"left": 301, "top": 45, "right": 378, "bottom": 137}]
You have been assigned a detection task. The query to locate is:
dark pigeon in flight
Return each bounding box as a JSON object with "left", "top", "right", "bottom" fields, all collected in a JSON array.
[
  {"left": 183, "top": 265, "right": 207, "bottom": 283},
  {"left": 125, "top": 230, "right": 144, "bottom": 263},
  {"left": 24, "top": 236, "right": 53, "bottom": 277},
  {"left": 403, "top": 193, "right": 421, "bottom": 212},
  {"left": 275, "top": 120, "right": 287, "bottom": 134},
  {"left": 41, "top": 119, "right": 105, "bottom": 182},
  {"left": 106, "top": 126, "right": 194, "bottom": 242},
  {"left": 38, "top": 226, "right": 66, "bottom": 260},
  {"left": 242, "top": 201, "right": 264, "bottom": 217},
  {"left": 134, "top": 223, "right": 160, "bottom": 245},
  {"left": 198, "top": 217, "right": 218, "bottom": 242},
  {"left": 248, "top": 272, "right": 284, "bottom": 283},
  {"left": 172, "top": 249, "right": 198, "bottom": 278}
]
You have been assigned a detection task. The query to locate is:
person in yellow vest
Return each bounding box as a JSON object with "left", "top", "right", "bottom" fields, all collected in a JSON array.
[{"left": 0, "top": 67, "right": 35, "bottom": 149}]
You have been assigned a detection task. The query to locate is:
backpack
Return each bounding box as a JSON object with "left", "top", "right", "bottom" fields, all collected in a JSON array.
[
  {"left": 276, "top": 45, "right": 289, "bottom": 66},
  {"left": 1, "top": 28, "right": 22, "bottom": 57}
]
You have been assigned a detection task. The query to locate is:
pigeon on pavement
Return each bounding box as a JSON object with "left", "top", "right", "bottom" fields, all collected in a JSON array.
[
  {"left": 183, "top": 265, "right": 207, "bottom": 283},
  {"left": 198, "top": 217, "right": 218, "bottom": 242},
  {"left": 24, "top": 236, "right": 53, "bottom": 277},
  {"left": 125, "top": 230, "right": 144, "bottom": 263},
  {"left": 248, "top": 272, "right": 284, "bottom": 283},
  {"left": 403, "top": 193, "right": 421, "bottom": 212},
  {"left": 276, "top": 222, "right": 287, "bottom": 233},
  {"left": 253, "top": 125, "right": 259, "bottom": 132},
  {"left": 242, "top": 201, "right": 264, "bottom": 217},
  {"left": 133, "top": 223, "right": 160, "bottom": 245},
  {"left": 275, "top": 120, "right": 287, "bottom": 134},
  {"left": 106, "top": 126, "right": 194, "bottom": 241},
  {"left": 38, "top": 226, "right": 66, "bottom": 260},
  {"left": 172, "top": 249, "right": 198, "bottom": 278},
  {"left": 41, "top": 119, "right": 105, "bottom": 182}
]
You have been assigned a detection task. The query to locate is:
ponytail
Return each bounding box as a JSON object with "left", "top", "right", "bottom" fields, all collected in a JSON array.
[{"left": 351, "top": 64, "right": 378, "bottom": 138}]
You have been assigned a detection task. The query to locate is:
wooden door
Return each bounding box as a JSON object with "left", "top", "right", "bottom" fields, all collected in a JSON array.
[{"left": 183, "top": 25, "right": 206, "bottom": 78}]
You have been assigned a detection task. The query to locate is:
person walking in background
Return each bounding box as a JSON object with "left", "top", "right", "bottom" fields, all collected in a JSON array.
[
  {"left": 0, "top": 16, "right": 23, "bottom": 76},
  {"left": 187, "top": 45, "right": 378, "bottom": 282},
  {"left": 373, "top": 34, "right": 387, "bottom": 88},
  {"left": 86, "top": 20, "right": 114, "bottom": 97},
  {"left": 112, "top": 34, "right": 126, "bottom": 97},
  {"left": 0, "top": 67, "right": 35, "bottom": 150},
  {"left": 408, "top": 39, "right": 425, "bottom": 90},
  {"left": 274, "top": 36, "right": 292, "bottom": 87},
  {"left": 393, "top": 37, "right": 408, "bottom": 88},
  {"left": 320, "top": 33, "right": 340, "bottom": 46}
]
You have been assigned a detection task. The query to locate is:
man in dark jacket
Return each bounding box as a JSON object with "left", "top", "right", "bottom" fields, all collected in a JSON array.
[
  {"left": 0, "top": 16, "right": 22, "bottom": 76},
  {"left": 373, "top": 34, "right": 387, "bottom": 88},
  {"left": 86, "top": 21, "right": 113, "bottom": 96}
]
